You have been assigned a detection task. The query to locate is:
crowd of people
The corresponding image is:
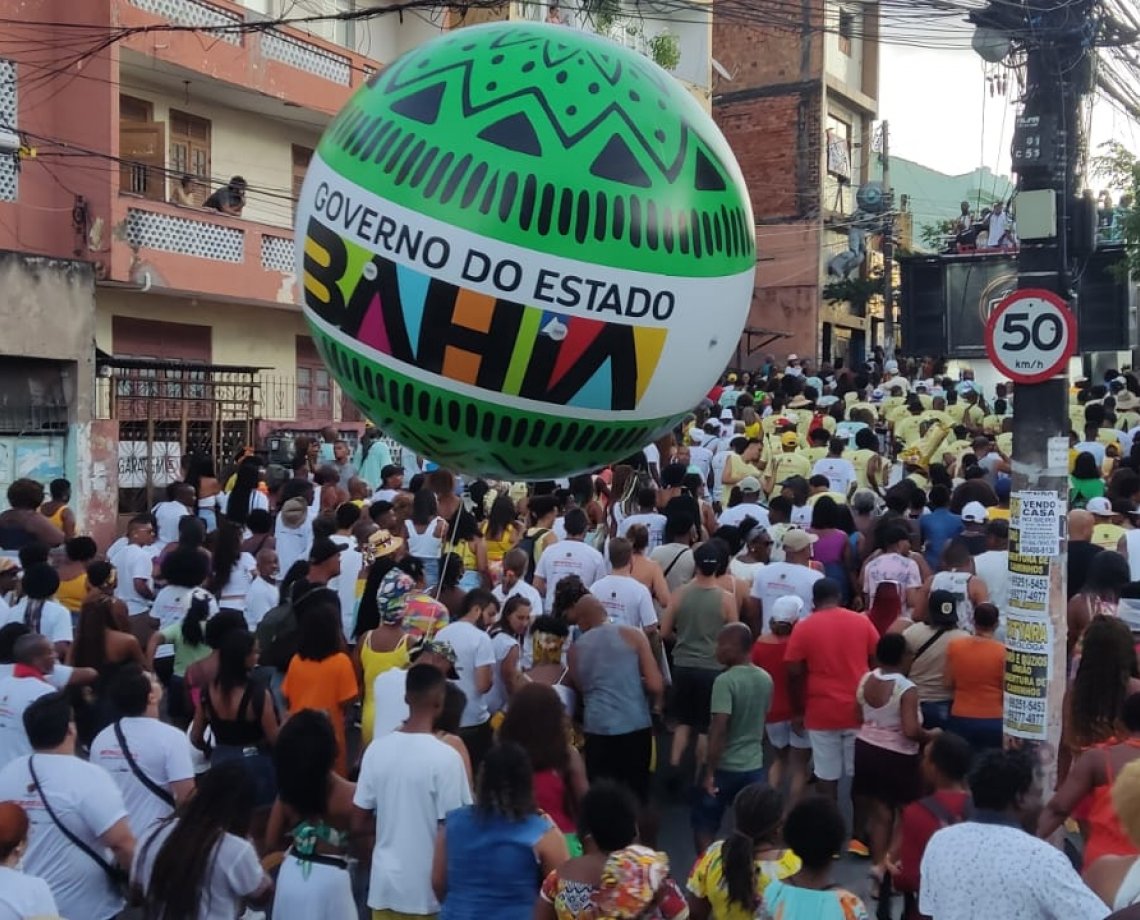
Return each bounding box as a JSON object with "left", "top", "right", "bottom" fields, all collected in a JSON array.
[{"left": 3, "top": 354, "right": 1140, "bottom": 918}]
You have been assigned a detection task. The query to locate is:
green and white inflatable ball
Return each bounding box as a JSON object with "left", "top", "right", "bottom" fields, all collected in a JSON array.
[{"left": 296, "top": 21, "right": 755, "bottom": 479}]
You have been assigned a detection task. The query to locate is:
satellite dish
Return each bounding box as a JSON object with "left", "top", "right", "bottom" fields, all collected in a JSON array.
[
  {"left": 856, "top": 181, "right": 888, "bottom": 214},
  {"left": 972, "top": 26, "right": 1011, "bottom": 64}
]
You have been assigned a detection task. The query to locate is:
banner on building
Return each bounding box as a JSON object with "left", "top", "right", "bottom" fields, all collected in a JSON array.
[{"left": 118, "top": 441, "right": 182, "bottom": 489}]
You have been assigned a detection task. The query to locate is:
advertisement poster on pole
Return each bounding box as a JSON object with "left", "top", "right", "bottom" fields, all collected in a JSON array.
[{"left": 1004, "top": 490, "right": 1062, "bottom": 740}]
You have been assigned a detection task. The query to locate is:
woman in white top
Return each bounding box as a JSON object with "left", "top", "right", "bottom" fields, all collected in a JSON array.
[
  {"left": 852, "top": 632, "right": 932, "bottom": 892},
  {"left": 486, "top": 596, "right": 533, "bottom": 716},
  {"left": 134, "top": 760, "right": 272, "bottom": 919},
  {"left": 208, "top": 523, "right": 256, "bottom": 613},
  {"left": 0, "top": 801, "right": 58, "bottom": 920},
  {"left": 220, "top": 459, "right": 270, "bottom": 538},
  {"left": 405, "top": 488, "right": 448, "bottom": 589}
]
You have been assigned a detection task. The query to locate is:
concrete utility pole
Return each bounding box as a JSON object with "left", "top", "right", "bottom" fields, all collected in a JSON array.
[
  {"left": 973, "top": 0, "right": 1096, "bottom": 794},
  {"left": 880, "top": 121, "right": 895, "bottom": 362}
]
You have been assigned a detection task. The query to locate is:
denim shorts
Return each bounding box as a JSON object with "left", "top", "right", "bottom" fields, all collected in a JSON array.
[{"left": 691, "top": 766, "right": 768, "bottom": 835}]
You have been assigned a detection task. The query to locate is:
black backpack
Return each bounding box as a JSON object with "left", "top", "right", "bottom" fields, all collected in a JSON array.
[
  {"left": 516, "top": 528, "right": 550, "bottom": 583},
  {"left": 256, "top": 599, "right": 298, "bottom": 673}
]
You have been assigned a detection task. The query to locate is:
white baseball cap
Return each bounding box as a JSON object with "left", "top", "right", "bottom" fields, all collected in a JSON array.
[
  {"left": 769, "top": 595, "right": 805, "bottom": 623},
  {"left": 961, "top": 501, "right": 988, "bottom": 523},
  {"left": 1087, "top": 497, "right": 1115, "bottom": 517},
  {"left": 884, "top": 359, "right": 899, "bottom": 374}
]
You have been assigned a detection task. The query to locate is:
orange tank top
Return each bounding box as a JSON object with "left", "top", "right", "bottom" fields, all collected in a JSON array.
[{"left": 1083, "top": 739, "right": 1140, "bottom": 868}]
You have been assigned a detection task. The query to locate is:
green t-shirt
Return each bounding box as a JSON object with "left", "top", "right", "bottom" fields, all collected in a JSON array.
[
  {"left": 160, "top": 622, "right": 213, "bottom": 676},
  {"left": 711, "top": 664, "right": 773, "bottom": 772}
]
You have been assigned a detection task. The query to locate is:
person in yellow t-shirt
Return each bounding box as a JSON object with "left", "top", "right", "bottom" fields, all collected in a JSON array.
[
  {"left": 893, "top": 400, "right": 926, "bottom": 449},
  {"left": 802, "top": 428, "right": 831, "bottom": 466},
  {"left": 1089, "top": 497, "right": 1127, "bottom": 551},
  {"left": 764, "top": 431, "right": 811, "bottom": 498}
]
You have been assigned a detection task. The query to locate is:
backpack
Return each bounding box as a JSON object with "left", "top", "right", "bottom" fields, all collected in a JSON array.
[
  {"left": 809, "top": 411, "right": 827, "bottom": 434},
  {"left": 901, "top": 796, "right": 973, "bottom": 920},
  {"left": 256, "top": 600, "right": 298, "bottom": 673},
  {"left": 516, "top": 528, "right": 550, "bottom": 584}
]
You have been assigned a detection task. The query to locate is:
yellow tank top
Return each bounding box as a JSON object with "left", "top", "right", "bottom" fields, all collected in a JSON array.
[
  {"left": 56, "top": 573, "right": 88, "bottom": 614},
  {"left": 482, "top": 522, "right": 518, "bottom": 563},
  {"left": 44, "top": 505, "right": 66, "bottom": 529},
  {"left": 457, "top": 540, "right": 478, "bottom": 571}
]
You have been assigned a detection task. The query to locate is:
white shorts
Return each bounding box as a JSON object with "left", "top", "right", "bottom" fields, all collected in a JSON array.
[
  {"left": 766, "top": 720, "right": 812, "bottom": 750},
  {"left": 808, "top": 728, "right": 857, "bottom": 781}
]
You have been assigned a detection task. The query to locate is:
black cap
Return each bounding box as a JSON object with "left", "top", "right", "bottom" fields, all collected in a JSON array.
[
  {"left": 309, "top": 537, "right": 346, "bottom": 565},
  {"left": 380, "top": 464, "right": 404, "bottom": 481},
  {"left": 692, "top": 541, "right": 723, "bottom": 575}
]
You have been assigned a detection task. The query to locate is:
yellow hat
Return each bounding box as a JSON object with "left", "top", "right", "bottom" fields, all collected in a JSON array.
[{"left": 780, "top": 431, "right": 799, "bottom": 447}]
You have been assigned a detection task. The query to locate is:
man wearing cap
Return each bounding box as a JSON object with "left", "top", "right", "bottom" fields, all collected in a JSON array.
[
  {"left": 717, "top": 374, "right": 739, "bottom": 409},
  {"left": 1087, "top": 497, "right": 1126, "bottom": 551},
  {"left": 307, "top": 536, "right": 345, "bottom": 587},
  {"left": 958, "top": 501, "right": 991, "bottom": 555},
  {"left": 745, "top": 529, "right": 823, "bottom": 634},
  {"left": 762, "top": 432, "right": 810, "bottom": 499},
  {"left": 717, "top": 477, "right": 770, "bottom": 531},
  {"left": 750, "top": 595, "right": 811, "bottom": 801}
]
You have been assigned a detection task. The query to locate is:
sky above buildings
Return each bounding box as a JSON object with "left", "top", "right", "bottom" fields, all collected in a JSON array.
[{"left": 880, "top": 33, "right": 1139, "bottom": 190}]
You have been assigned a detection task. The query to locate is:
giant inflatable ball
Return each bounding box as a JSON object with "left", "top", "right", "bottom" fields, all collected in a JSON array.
[{"left": 296, "top": 22, "right": 755, "bottom": 478}]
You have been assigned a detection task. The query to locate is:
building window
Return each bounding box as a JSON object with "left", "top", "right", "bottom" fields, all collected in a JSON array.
[
  {"left": 169, "top": 110, "right": 211, "bottom": 204},
  {"left": 826, "top": 116, "right": 852, "bottom": 182},
  {"left": 296, "top": 336, "right": 331, "bottom": 422},
  {"left": 838, "top": 9, "right": 854, "bottom": 55},
  {"left": 292, "top": 145, "right": 313, "bottom": 220},
  {"left": 119, "top": 95, "right": 165, "bottom": 201}
]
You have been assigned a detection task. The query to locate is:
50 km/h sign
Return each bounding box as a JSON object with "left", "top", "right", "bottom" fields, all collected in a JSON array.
[{"left": 985, "top": 288, "right": 1077, "bottom": 385}]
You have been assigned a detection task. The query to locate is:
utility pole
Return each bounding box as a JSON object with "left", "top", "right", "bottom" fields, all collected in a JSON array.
[
  {"left": 880, "top": 121, "right": 895, "bottom": 362},
  {"left": 972, "top": 0, "right": 1096, "bottom": 795}
]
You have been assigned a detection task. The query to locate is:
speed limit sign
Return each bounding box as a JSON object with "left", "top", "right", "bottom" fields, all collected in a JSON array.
[{"left": 984, "top": 288, "right": 1076, "bottom": 384}]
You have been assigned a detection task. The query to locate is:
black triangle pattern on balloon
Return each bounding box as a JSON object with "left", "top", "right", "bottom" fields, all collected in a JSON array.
[
  {"left": 694, "top": 148, "right": 727, "bottom": 191},
  {"left": 589, "top": 134, "right": 652, "bottom": 188},
  {"left": 389, "top": 81, "right": 446, "bottom": 125},
  {"left": 477, "top": 112, "right": 544, "bottom": 156}
]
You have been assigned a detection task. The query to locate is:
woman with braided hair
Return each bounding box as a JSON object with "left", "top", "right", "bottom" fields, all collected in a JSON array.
[
  {"left": 686, "top": 783, "right": 800, "bottom": 919},
  {"left": 431, "top": 741, "right": 569, "bottom": 919}
]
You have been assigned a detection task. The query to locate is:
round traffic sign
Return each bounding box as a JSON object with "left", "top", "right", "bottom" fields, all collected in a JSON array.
[{"left": 984, "top": 288, "right": 1076, "bottom": 384}]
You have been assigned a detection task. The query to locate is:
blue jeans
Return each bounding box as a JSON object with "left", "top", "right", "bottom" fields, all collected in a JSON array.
[
  {"left": 921, "top": 700, "right": 952, "bottom": 731},
  {"left": 946, "top": 715, "right": 1003, "bottom": 752},
  {"left": 692, "top": 766, "right": 768, "bottom": 835}
]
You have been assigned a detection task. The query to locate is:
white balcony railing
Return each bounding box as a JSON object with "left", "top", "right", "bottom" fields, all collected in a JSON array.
[
  {"left": 260, "top": 233, "right": 294, "bottom": 272},
  {"left": 260, "top": 29, "right": 352, "bottom": 85},
  {"left": 128, "top": 0, "right": 243, "bottom": 44},
  {"left": 125, "top": 208, "right": 245, "bottom": 263}
]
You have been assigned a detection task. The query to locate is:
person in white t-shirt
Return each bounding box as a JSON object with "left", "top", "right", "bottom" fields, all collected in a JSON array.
[
  {"left": 811, "top": 437, "right": 857, "bottom": 498},
  {"left": 134, "top": 759, "right": 272, "bottom": 917},
  {"left": 590, "top": 538, "right": 658, "bottom": 632},
  {"left": 1, "top": 565, "right": 73, "bottom": 655},
  {"left": 0, "top": 801, "right": 59, "bottom": 919},
  {"left": 745, "top": 529, "right": 824, "bottom": 632},
  {"left": 718, "top": 478, "right": 771, "bottom": 530},
  {"left": 617, "top": 488, "right": 668, "bottom": 552},
  {"left": 370, "top": 639, "right": 460, "bottom": 740},
  {"left": 0, "top": 691, "right": 135, "bottom": 920},
  {"left": 434, "top": 590, "right": 498, "bottom": 771},
  {"left": 244, "top": 549, "right": 280, "bottom": 631},
  {"left": 114, "top": 517, "right": 158, "bottom": 617},
  {"left": 533, "top": 509, "right": 606, "bottom": 612},
  {"left": 90, "top": 665, "right": 195, "bottom": 840},
  {"left": 275, "top": 496, "right": 315, "bottom": 580},
  {"left": 153, "top": 484, "right": 195, "bottom": 550},
  {"left": 491, "top": 548, "right": 544, "bottom": 613},
  {"left": 353, "top": 664, "right": 473, "bottom": 917},
  {"left": 0, "top": 634, "right": 57, "bottom": 771},
  {"left": 972, "top": 519, "right": 1010, "bottom": 632}
]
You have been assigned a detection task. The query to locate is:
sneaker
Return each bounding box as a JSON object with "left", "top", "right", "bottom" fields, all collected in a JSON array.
[{"left": 847, "top": 839, "right": 870, "bottom": 858}]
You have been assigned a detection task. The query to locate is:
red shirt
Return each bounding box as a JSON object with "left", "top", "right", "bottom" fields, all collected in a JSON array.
[
  {"left": 895, "top": 790, "right": 971, "bottom": 895},
  {"left": 750, "top": 637, "right": 792, "bottom": 723},
  {"left": 784, "top": 606, "right": 878, "bottom": 731}
]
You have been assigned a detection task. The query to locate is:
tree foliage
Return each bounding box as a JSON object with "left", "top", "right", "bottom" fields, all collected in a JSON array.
[
  {"left": 1090, "top": 141, "right": 1140, "bottom": 280},
  {"left": 822, "top": 272, "right": 885, "bottom": 312}
]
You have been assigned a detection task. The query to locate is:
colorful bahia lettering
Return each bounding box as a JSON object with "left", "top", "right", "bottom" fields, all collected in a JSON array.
[{"left": 302, "top": 217, "right": 666, "bottom": 412}]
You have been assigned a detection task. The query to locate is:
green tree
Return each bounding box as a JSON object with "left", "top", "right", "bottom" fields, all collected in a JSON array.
[{"left": 1089, "top": 140, "right": 1139, "bottom": 279}]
